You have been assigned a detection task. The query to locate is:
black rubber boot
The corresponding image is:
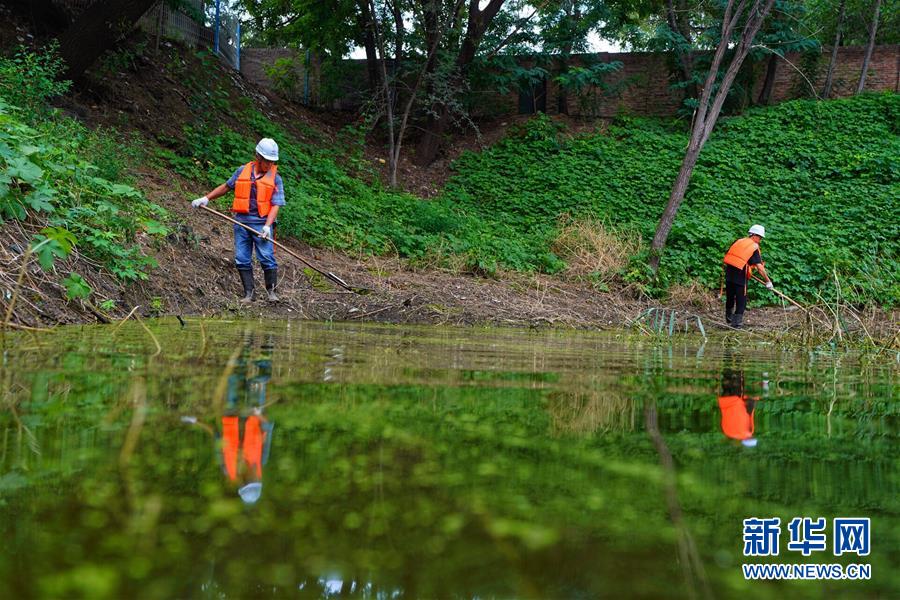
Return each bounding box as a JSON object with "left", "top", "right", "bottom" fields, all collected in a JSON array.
[
  {"left": 238, "top": 268, "right": 254, "bottom": 304},
  {"left": 725, "top": 309, "right": 733, "bottom": 325},
  {"left": 263, "top": 269, "right": 278, "bottom": 302},
  {"left": 732, "top": 312, "right": 744, "bottom": 329}
]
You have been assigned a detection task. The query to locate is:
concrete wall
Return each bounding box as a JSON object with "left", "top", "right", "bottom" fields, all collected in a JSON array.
[{"left": 241, "top": 48, "right": 322, "bottom": 105}]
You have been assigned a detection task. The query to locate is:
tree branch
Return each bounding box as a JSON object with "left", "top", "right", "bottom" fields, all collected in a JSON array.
[{"left": 483, "top": 0, "right": 552, "bottom": 60}]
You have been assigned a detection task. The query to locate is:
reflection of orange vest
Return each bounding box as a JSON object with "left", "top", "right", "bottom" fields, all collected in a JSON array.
[
  {"left": 718, "top": 395, "right": 754, "bottom": 440},
  {"left": 232, "top": 162, "right": 277, "bottom": 217},
  {"left": 222, "top": 415, "right": 265, "bottom": 481}
]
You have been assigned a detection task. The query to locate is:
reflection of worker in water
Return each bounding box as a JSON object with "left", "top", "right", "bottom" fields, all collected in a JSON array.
[
  {"left": 718, "top": 363, "right": 768, "bottom": 447},
  {"left": 183, "top": 339, "right": 275, "bottom": 504}
]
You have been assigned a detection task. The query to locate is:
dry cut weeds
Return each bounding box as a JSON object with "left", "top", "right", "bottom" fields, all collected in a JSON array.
[{"left": 552, "top": 217, "right": 643, "bottom": 284}]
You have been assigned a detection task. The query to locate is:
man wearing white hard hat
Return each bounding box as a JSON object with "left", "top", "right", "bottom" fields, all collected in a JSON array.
[
  {"left": 192, "top": 138, "right": 285, "bottom": 303},
  {"left": 722, "top": 224, "right": 774, "bottom": 329}
]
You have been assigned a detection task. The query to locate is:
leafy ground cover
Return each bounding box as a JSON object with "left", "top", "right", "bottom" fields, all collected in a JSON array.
[
  {"left": 8, "top": 44, "right": 894, "bottom": 308},
  {"left": 167, "top": 90, "right": 898, "bottom": 305},
  {"left": 0, "top": 47, "right": 168, "bottom": 297},
  {"left": 444, "top": 95, "right": 899, "bottom": 304}
]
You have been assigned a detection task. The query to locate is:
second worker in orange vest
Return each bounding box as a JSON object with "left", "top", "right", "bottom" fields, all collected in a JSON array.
[
  {"left": 722, "top": 224, "right": 775, "bottom": 329},
  {"left": 191, "top": 138, "right": 285, "bottom": 303}
]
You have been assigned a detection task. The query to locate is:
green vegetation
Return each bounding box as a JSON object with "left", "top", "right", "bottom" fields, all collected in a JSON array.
[
  {"left": 164, "top": 106, "right": 545, "bottom": 275},
  {"left": 445, "top": 94, "right": 899, "bottom": 304},
  {"left": 166, "top": 87, "right": 898, "bottom": 305},
  {"left": 0, "top": 47, "right": 168, "bottom": 284},
  {"left": 5, "top": 43, "right": 897, "bottom": 308}
]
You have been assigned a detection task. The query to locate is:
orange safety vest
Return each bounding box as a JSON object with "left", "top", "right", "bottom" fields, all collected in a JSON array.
[
  {"left": 723, "top": 237, "right": 760, "bottom": 270},
  {"left": 221, "top": 415, "right": 266, "bottom": 481},
  {"left": 722, "top": 238, "right": 763, "bottom": 295},
  {"left": 232, "top": 162, "right": 277, "bottom": 217},
  {"left": 718, "top": 395, "right": 755, "bottom": 441}
]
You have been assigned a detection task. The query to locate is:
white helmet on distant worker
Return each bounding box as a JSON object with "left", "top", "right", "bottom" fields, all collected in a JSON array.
[
  {"left": 255, "top": 138, "right": 279, "bottom": 161},
  {"left": 748, "top": 224, "right": 766, "bottom": 238}
]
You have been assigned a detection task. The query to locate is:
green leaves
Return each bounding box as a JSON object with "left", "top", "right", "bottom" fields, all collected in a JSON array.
[
  {"left": 443, "top": 94, "right": 899, "bottom": 305},
  {"left": 32, "top": 227, "right": 76, "bottom": 270},
  {"left": 6, "top": 156, "right": 42, "bottom": 182},
  {"left": 165, "top": 90, "right": 897, "bottom": 305},
  {"left": 61, "top": 273, "right": 92, "bottom": 301},
  {"left": 26, "top": 185, "right": 55, "bottom": 212},
  {"left": 0, "top": 50, "right": 168, "bottom": 283},
  {"left": 139, "top": 219, "right": 169, "bottom": 236}
]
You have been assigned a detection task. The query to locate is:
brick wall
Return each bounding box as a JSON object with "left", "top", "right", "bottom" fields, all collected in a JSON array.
[
  {"left": 528, "top": 45, "right": 899, "bottom": 118},
  {"left": 241, "top": 45, "right": 899, "bottom": 117},
  {"left": 761, "top": 44, "right": 899, "bottom": 103}
]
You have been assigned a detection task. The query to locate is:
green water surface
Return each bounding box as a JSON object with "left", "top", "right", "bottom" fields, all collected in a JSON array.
[{"left": 0, "top": 320, "right": 897, "bottom": 599}]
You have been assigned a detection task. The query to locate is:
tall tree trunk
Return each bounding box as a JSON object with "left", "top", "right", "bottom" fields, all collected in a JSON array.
[
  {"left": 391, "top": 0, "right": 404, "bottom": 78},
  {"left": 757, "top": 53, "right": 778, "bottom": 105},
  {"left": 373, "top": 0, "right": 462, "bottom": 187},
  {"left": 357, "top": 0, "right": 380, "bottom": 91},
  {"left": 856, "top": 0, "right": 882, "bottom": 94},
  {"left": 822, "top": 0, "right": 846, "bottom": 98},
  {"left": 414, "top": 0, "right": 507, "bottom": 166},
  {"left": 649, "top": 0, "right": 777, "bottom": 272},
  {"left": 650, "top": 146, "right": 703, "bottom": 270},
  {"left": 56, "top": 0, "right": 158, "bottom": 82}
]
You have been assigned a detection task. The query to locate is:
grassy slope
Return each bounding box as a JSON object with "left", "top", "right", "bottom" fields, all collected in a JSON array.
[
  {"left": 442, "top": 94, "right": 899, "bottom": 303},
  {"left": 176, "top": 92, "right": 897, "bottom": 305}
]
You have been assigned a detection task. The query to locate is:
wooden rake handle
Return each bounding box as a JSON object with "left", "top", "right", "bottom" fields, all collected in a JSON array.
[{"left": 199, "top": 205, "right": 363, "bottom": 294}]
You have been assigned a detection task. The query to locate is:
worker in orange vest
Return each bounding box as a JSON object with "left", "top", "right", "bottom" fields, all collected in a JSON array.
[
  {"left": 718, "top": 362, "right": 768, "bottom": 447},
  {"left": 191, "top": 138, "right": 284, "bottom": 303},
  {"left": 722, "top": 224, "right": 775, "bottom": 329}
]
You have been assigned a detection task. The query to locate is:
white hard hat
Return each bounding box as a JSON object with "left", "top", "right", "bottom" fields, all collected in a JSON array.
[
  {"left": 748, "top": 224, "right": 766, "bottom": 238},
  {"left": 238, "top": 482, "right": 262, "bottom": 504},
  {"left": 255, "top": 138, "right": 279, "bottom": 161}
]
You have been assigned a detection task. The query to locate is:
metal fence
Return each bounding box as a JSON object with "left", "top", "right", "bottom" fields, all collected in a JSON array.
[
  {"left": 139, "top": 1, "right": 213, "bottom": 50},
  {"left": 213, "top": 10, "right": 241, "bottom": 71},
  {"left": 53, "top": 0, "right": 240, "bottom": 70}
]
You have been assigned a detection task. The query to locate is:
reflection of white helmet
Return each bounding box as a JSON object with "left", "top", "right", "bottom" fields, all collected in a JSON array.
[
  {"left": 748, "top": 224, "right": 766, "bottom": 238},
  {"left": 238, "top": 482, "right": 263, "bottom": 504},
  {"left": 255, "top": 138, "right": 279, "bottom": 161},
  {"left": 741, "top": 438, "right": 758, "bottom": 448}
]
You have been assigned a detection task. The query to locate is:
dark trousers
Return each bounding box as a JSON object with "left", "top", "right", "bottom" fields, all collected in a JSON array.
[{"left": 725, "top": 281, "right": 747, "bottom": 316}]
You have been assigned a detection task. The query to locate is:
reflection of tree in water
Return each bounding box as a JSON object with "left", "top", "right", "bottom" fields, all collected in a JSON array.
[{"left": 547, "top": 389, "right": 637, "bottom": 435}]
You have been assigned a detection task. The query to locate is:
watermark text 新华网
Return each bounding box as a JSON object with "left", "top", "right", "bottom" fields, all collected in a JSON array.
[{"left": 741, "top": 517, "right": 871, "bottom": 581}]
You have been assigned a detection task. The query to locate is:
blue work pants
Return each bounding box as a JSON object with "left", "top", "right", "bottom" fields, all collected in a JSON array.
[{"left": 233, "top": 220, "right": 276, "bottom": 271}]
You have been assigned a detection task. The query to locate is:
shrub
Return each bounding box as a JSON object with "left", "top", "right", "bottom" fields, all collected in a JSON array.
[
  {"left": 0, "top": 43, "right": 70, "bottom": 119},
  {"left": 0, "top": 49, "right": 168, "bottom": 285}
]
